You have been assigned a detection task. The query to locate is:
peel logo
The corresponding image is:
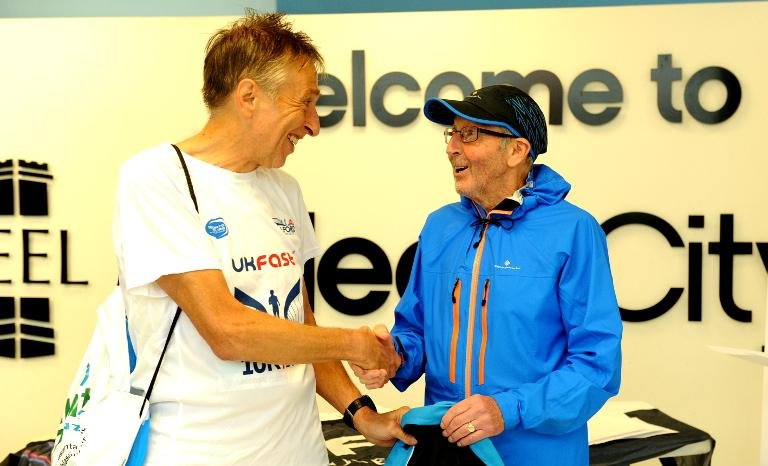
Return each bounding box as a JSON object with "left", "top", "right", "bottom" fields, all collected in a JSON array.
[
  {"left": 205, "top": 217, "right": 228, "bottom": 239},
  {"left": 272, "top": 217, "right": 296, "bottom": 235},
  {"left": 1, "top": 159, "right": 89, "bottom": 359}
]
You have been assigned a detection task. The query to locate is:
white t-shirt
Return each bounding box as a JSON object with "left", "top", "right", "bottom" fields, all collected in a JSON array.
[{"left": 112, "top": 144, "right": 327, "bottom": 465}]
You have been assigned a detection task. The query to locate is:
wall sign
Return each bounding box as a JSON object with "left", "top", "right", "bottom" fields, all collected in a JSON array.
[{"left": 0, "top": 159, "right": 89, "bottom": 358}]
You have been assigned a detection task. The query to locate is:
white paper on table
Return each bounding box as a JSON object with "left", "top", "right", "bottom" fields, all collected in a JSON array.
[
  {"left": 709, "top": 345, "right": 768, "bottom": 367},
  {"left": 588, "top": 400, "right": 678, "bottom": 445}
]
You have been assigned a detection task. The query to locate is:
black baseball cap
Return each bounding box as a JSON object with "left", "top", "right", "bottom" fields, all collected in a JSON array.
[{"left": 423, "top": 85, "right": 548, "bottom": 159}]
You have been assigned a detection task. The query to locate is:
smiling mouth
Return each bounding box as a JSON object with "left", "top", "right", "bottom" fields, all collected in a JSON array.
[
  {"left": 454, "top": 165, "right": 468, "bottom": 174},
  {"left": 288, "top": 135, "right": 299, "bottom": 147}
]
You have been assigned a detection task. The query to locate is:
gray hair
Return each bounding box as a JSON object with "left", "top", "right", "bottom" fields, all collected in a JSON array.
[{"left": 202, "top": 11, "right": 324, "bottom": 109}]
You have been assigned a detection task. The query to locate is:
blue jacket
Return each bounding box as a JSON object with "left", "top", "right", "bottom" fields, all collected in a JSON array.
[{"left": 391, "top": 164, "right": 622, "bottom": 465}]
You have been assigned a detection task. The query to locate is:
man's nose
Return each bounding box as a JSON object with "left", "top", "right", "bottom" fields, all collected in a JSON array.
[
  {"left": 305, "top": 107, "right": 320, "bottom": 137},
  {"left": 446, "top": 133, "right": 462, "bottom": 155}
]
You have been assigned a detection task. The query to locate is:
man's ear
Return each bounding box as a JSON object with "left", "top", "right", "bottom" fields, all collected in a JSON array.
[
  {"left": 234, "top": 78, "right": 265, "bottom": 117},
  {"left": 507, "top": 138, "right": 532, "bottom": 168}
]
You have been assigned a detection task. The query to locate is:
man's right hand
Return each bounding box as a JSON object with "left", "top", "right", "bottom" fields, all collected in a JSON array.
[
  {"left": 350, "top": 324, "right": 401, "bottom": 389},
  {"left": 354, "top": 406, "right": 417, "bottom": 447}
]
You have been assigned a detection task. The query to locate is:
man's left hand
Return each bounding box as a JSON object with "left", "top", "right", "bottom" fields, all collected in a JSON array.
[
  {"left": 440, "top": 395, "right": 504, "bottom": 447},
  {"left": 353, "top": 406, "right": 417, "bottom": 447}
]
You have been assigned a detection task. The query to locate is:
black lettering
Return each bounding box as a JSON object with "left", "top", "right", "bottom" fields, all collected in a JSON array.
[
  {"left": 602, "top": 212, "right": 684, "bottom": 321},
  {"left": 0, "top": 229, "right": 10, "bottom": 283},
  {"left": 424, "top": 72, "right": 474, "bottom": 100},
  {"left": 756, "top": 243, "right": 768, "bottom": 272},
  {"left": 60, "top": 230, "right": 88, "bottom": 285},
  {"left": 317, "top": 51, "right": 743, "bottom": 129},
  {"left": 651, "top": 54, "right": 683, "bottom": 123},
  {"left": 22, "top": 229, "right": 49, "bottom": 284},
  {"left": 370, "top": 72, "right": 420, "bottom": 127},
  {"left": 708, "top": 214, "right": 752, "bottom": 322},
  {"left": 684, "top": 66, "right": 741, "bottom": 124},
  {"left": 688, "top": 215, "right": 705, "bottom": 321},
  {"left": 318, "top": 73, "right": 347, "bottom": 128},
  {"left": 317, "top": 237, "right": 391, "bottom": 315},
  {"left": 232, "top": 257, "right": 244, "bottom": 272},
  {"left": 352, "top": 50, "right": 366, "bottom": 127},
  {"left": 244, "top": 257, "right": 256, "bottom": 272},
  {"left": 568, "top": 69, "right": 623, "bottom": 126}
]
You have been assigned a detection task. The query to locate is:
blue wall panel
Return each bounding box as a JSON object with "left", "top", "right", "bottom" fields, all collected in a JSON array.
[{"left": 276, "top": 0, "right": 764, "bottom": 14}]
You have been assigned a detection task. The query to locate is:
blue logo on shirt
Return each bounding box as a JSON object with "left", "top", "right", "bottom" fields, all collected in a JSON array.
[{"left": 205, "top": 217, "right": 228, "bottom": 239}]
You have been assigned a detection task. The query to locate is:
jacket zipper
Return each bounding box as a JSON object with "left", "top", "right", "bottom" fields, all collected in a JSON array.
[
  {"left": 478, "top": 279, "right": 490, "bottom": 385},
  {"left": 463, "top": 206, "right": 513, "bottom": 394},
  {"left": 449, "top": 278, "right": 461, "bottom": 384},
  {"left": 465, "top": 221, "right": 490, "bottom": 397}
]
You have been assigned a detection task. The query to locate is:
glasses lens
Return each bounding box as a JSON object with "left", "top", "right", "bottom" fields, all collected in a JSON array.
[
  {"left": 443, "top": 128, "right": 454, "bottom": 144},
  {"left": 460, "top": 126, "right": 478, "bottom": 143}
]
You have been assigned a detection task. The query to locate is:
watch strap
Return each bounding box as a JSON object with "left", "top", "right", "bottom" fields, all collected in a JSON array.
[{"left": 343, "top": 394, "right": 377, "bottom": 430}]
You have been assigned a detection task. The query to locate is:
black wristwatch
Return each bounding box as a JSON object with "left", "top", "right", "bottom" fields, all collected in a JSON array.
[{"left": 343, "top": 395, "right": 377, "bottom": 430}]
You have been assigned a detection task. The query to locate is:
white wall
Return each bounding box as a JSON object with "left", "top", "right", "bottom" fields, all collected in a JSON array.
[{"left": 0, "top": 4, "right": 765, "bottom": 464}]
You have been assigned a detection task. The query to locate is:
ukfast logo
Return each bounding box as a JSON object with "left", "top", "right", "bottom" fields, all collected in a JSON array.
[
  {"left": 205, "top": 217, "right": 228, "bottom": 239},
  {"left": 232, "top": 251, "right": 296, "bottom": 272}
]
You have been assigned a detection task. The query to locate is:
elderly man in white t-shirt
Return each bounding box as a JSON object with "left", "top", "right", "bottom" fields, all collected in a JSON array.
[{"left": 113, "top": 12, "right": 415, "bottom": 465}]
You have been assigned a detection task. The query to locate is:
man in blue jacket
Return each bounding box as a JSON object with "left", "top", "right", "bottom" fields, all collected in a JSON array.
[{"left": 354, "top": 85, "right": 623, "bottom": 465}]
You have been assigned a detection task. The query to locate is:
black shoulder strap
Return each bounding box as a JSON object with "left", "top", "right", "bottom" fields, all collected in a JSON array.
[
  {"left": 139, "top": 144, "right": 199, "bottom": 416},
  {"left": 172, "top": 143, "right": 199, "bottom": 212}
]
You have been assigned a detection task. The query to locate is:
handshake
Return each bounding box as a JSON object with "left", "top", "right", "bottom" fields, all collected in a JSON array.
[{"left": 350, "top": 324, "right": 402, "bottom": 389}]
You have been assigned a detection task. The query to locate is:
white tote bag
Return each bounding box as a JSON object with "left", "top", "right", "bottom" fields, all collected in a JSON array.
[
  {"left": 75, "top": 390, "right": 148, "bottom": 465},
  {"left": 51, "top": 288, "right": 149, "bottom": 466}
]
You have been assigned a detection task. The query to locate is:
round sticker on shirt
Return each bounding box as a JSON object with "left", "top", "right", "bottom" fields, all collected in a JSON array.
[{"left": 205, "top": 217, "right": 229, "bottom": 238}]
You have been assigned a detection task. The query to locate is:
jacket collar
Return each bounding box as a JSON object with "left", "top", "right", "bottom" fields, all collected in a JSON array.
[{"left": 459, "top": 163, "right": 571, "bottom": 219}]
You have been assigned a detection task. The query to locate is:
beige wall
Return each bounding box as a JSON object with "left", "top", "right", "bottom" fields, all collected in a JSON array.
[{"left": 1, "top": 4, "right": 766, "bottom": 464}]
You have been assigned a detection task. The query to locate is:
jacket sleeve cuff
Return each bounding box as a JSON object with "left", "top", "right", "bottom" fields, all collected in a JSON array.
[
  {"left": 492, "top": 391, "right": 522, "bottom": 430},
  {"left": 390, "top": 333, "right": 424, "bottom": 391}
]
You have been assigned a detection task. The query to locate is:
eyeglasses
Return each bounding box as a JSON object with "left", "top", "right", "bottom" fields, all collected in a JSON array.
[{"left": 443, "top": 126, "right": 516, "bottom": 144}]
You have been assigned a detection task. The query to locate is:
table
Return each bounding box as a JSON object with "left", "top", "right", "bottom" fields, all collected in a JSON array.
[
  {"left": 589, "top": 409, "right": 714, "bottom": 466},
  {"left": 0, "top": 410, "right": 713, "bottom": 466},
  {"left": 322, "top": 408, "right": 714, "bottom": 466}
]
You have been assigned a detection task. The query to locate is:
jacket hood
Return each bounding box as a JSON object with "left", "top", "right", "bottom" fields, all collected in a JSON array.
[
  {"left": 460, "top": 163, "right": 571, "bottom": 218},
  {"left": 518, "top": 163, "right": 571, "bottom": 214}
]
